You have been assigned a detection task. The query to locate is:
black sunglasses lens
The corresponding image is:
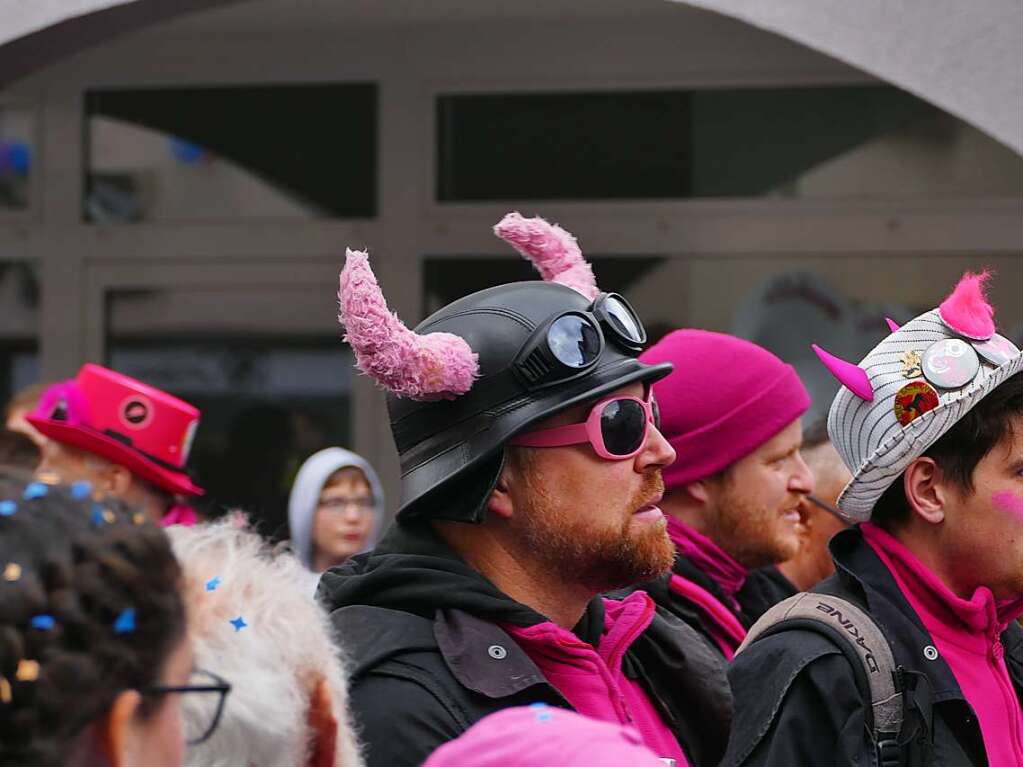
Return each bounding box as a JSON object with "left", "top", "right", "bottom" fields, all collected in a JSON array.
[
  {"left": 547, "top": 315, "right": 601, "bottom": 368},
  {"left": 600, "top": 399, "right": 647, "bottom": 456},
  {"left": 602, "top": 296, "right": 645, "bottom": 344}
]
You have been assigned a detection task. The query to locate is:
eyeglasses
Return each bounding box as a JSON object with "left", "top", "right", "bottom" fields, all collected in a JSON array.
[
  {"left": 143, "top": 668, "right": 231, "bottom": 746},
  {"left": 317, "top": 496, "right": 375, "bottom": 513},
  {"left": 509, "top": 389, "right": 658, "bottom": 460},
  {"left": 513, "top": 293, "right": 647, "bottom": 388}
]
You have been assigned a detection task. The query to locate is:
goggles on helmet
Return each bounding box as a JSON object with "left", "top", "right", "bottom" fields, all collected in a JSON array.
[{"left": 513, "top": 293, "right": 647, "bottom": 389}]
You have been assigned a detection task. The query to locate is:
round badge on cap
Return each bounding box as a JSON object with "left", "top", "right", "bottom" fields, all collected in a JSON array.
[
  {"left": 119, "top": 394, "right": 154, "bottom": 430},
  {"left": 973, "top": 333, "right": 1019, "bottom": 368},
  {"left": 894, "top": 381, "right": 940, "bottom": 426},
  {"left": 921, "top": 339, "right": 980, "bottom": 390}
]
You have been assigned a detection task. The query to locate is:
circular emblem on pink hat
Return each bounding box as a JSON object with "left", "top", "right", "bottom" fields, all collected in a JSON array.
[
  {"left": 921, "top": 339, "right": 980, "bottom": 389},
  {"left": 894, "top": 381, "right": 940, "bottom": 426},
  {"left": 119, "top": 395, "right": 154, "bottom": 430}
]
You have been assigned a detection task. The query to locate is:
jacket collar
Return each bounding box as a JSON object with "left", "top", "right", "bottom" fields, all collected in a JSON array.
[
  {"left": 334, "top": 602, "right": 566, "bottom": 700},
  {"left": 434, "top": 607, "right": 559, "bottom": 700},
  {"left": 827, "top": 526, "right": 1023, "bottom": 703}
]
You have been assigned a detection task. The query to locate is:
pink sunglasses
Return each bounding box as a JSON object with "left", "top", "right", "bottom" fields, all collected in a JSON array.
[{"left": 509, "top": 390, "right": 659, "bottom": 460}]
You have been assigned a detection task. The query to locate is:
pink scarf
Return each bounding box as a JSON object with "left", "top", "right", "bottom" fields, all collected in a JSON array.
[
  {"left": 667, "top": 517, "right": 747, "bottom": 610},
  {"left": 666, "top": 517, "right": 748, "bottom": 658}
]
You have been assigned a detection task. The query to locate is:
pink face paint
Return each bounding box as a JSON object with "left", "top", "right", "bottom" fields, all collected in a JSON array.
[{"left": 991, "top": 490, "right": 1023, "bottom": 521}]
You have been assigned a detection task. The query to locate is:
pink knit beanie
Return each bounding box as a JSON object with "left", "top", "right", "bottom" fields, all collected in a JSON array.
[
  {"left": 422, "top": 705, "right": 666, "bottom": 767},
  {"left": 641, "top": 329, "right": 811, "bottom": 489}
]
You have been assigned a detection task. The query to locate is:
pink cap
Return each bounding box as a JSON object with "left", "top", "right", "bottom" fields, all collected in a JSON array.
[
  {"left": 27, "top": 363, "right": 203, "bottom": 496},
  {"left": 641, "top": 330, "right": 810, "bottom": 489},
  {"left": 422, "top": 706, "right": 667, "bottom": 767}
]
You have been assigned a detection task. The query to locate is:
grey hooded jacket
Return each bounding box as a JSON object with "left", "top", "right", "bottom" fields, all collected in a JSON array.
[{"left": 287, "top": 447, "right": 385, "bottom": 592}]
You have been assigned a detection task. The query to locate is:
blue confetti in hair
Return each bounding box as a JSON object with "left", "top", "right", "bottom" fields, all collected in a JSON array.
[
  {"left": 0, "top": 500, "right": 15, "bottom": 517},
  {"left": 205, "top": 576, "right": 221, "bottom": 592},
  {"left": 113, "top": 608, "right": 136, "bottom": 635},
  {"left": 69, "top": 481, "right": 93, "bottom": 501},
  {"left": 90, "top": 507, "right": 105, "bottom": 527},
  {"left": 23, "top": 483, "right": 48, "bottom": 501},
  {"left": 30, "top": 615, "right": 56, "bottom": 631},
  {"left": 229, "top": 616, "right": 247, "bottom": 632}
]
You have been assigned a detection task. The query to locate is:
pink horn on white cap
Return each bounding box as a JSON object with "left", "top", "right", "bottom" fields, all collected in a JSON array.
[
  {"left": 493, "top": 212, "right": 600, "bottom": 301},
  {"left": 338, "top": 249, "right": 478, "bottom": 400},
  {"left": 938, "top": 270, "right": 995, "bottom": 340},
  {"left": 812, "top": 344, "right": 874, "bottom": 402},
  {"left": 885, "top": 317, "right": 901, "bottom": 333}
]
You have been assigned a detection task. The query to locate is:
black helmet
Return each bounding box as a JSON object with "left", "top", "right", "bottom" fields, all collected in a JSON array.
[{"left": 339, "top": 213, "right": 672, "bottom": 522}]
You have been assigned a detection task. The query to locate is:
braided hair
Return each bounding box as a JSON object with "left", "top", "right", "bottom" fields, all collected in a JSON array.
[{"left": 0, "top": 468, "right": 185, "bottom": 766}]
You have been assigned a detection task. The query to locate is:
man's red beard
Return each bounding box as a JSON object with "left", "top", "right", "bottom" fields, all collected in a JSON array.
[
  {"left": 515, "top": 469, "right": 676, "bottom": 593},
  {"left": 706, "top": 479, "right": 802, "bottom": 569}
]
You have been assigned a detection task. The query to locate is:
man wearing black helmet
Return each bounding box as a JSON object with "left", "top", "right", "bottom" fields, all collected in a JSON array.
[{"left": 321, "top": 213, "right": 730, "bottom": 767}]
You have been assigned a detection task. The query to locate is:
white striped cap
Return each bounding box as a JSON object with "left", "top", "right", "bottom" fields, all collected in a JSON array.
[{"left": 826, "top": 308, "right": 1023, "bottom": 521}]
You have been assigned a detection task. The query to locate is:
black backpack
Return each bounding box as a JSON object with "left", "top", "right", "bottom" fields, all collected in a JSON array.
[{"left": 738, "top": 592, "right": 932, "bottom": 767}]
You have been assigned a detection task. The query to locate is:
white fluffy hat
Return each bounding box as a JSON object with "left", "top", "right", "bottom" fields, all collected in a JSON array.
[{"left": 816, "top": 272, "right": 1023, "bottom": 521}]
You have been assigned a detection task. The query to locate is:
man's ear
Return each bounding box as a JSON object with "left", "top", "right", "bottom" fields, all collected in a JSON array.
[
  {"left": 306, "top": 677, "right": 338, "bottom": 767},
  {"left": 903, "top": 457, "right": 946, "bottom": 525},
  {"left": 484, "top": 452, "right": 519, "bottom": 521},
  {"left": 99, "top": 689, "right": 143, "bottom": 767},
  {"left": 683, "top": 479, "right": 713, "bottom": 506}
]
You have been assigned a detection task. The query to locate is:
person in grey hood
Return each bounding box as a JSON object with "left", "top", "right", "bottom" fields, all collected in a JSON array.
[{"left": 288, "top": 447, "right": 385, "bottom": 591}]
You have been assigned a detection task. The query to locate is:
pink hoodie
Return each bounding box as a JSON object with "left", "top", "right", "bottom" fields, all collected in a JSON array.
[
  {"left": 503, "top": 590, "right": 688, "bottom": 766},
  {"left": 666, "top": 517, "right": 748, "bottom": 659},
  {"left": 863, "top": 523, "right": 1023, "bottom": 767}
]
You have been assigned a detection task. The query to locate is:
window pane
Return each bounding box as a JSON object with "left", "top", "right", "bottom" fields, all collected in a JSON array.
[
  {"left": 0, "top": 261, "right": 40, "bottom": 415},
  {"left": 106, "top": 286, "right": 354, "bottom": 539},
  {"left": 0, "top": 107, "right": 34, "bottom": 211},
  {"left": 423, "top": 255, "right": 665, "bottom": 316},
  {"left": 85, "top": 84, "right": 376, "bottom": 222},
  {"left": 437, "top": 86, "right": 1023, "bottom": 202}
]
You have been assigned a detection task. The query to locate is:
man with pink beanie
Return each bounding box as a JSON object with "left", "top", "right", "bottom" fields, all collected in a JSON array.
[{"left": 634, "top": 329, "right": 814, "bottom": 659}]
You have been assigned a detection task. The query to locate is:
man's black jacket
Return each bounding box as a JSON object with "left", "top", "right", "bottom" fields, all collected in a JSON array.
[
  {"left": 722, "top": 526, "right": 1023, "bottom": 766},
  {"left": 634, "top": 555, "right": 797, "bottom": 654},
  {"left": 319, "top": 522, "right": 732, "bottom": 767}
]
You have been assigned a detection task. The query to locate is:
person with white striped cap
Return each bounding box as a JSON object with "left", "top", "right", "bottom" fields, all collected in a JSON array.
[{"left": 723, "top": 272, "right": 1023, "bottom": 767}]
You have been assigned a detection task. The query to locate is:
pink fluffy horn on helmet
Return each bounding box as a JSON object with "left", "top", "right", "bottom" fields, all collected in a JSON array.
[
  {"left": 493, "top": 212, "right": 600, "bottom": 301},
  {"left": 338, "top": 249, "right": 479, "bottom": 400},
  {"left": 812, "top": 344, "right": 874, "bottom": 402}
]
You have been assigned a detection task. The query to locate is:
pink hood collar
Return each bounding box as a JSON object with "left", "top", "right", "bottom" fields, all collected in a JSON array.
[{"left": 862, "top": 522, "right": 1023, "bottom": 638}]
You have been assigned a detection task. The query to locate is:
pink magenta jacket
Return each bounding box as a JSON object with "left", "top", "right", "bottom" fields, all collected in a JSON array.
[
  {"left": 863, "top": 522, "right": 1023, "bottom": 767},
  {"left": 503, "top": 590, "right": 689, "bottom": 766}
]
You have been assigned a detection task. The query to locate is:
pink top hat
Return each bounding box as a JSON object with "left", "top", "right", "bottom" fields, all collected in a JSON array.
[{"left": 27, "top": 363, "right": 204, "bottom": 497}]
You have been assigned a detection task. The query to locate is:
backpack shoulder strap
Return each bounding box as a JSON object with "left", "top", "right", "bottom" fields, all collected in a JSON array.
[{"left": 737, "top": 592, "right": 903, "bottom": 745}]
